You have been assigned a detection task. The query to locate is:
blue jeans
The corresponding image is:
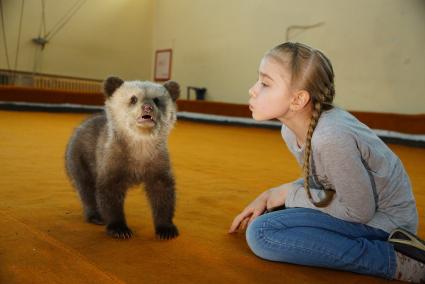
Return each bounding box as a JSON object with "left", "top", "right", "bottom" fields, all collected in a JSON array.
[{"left": 246, "top": 208, "right": 396, "bottom": 279}]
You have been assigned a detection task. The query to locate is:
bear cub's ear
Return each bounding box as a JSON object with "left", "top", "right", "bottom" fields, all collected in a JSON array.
[
  {"left": 163, "top": 81, "right": 180, "bottom": 101},
  {"left": 103, "top": 76, "right": 124, "bottom": 97}
]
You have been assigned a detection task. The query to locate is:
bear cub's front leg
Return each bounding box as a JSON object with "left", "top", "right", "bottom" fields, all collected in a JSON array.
[
  {"left": 144, "top": 170, "right": 179, "bottom": 240},
  {"left": 96, "top": 176, "right": 133, "bottom": 239}
]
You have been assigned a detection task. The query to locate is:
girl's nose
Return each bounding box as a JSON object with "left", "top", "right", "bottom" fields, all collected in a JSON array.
[{"left": 249, "top": 85, "right": 257, "bottom": 98}]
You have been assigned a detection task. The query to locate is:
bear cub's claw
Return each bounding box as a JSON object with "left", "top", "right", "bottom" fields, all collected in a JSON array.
[
  {"left": 107, "top": 223, "right": 133, "bottom": 239},
  {"left": 156, "top": 224, "right": 179, "bottom": 240}
]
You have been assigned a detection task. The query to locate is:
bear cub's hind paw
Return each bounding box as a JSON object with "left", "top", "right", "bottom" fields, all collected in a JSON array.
[{"left": 86, "top": 212, "right": 105, "bottom": 225}]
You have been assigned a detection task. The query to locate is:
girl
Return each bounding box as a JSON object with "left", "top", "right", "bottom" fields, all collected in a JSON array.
[{"left": 229, "top": 42, "right": 424, "bottom": 282}]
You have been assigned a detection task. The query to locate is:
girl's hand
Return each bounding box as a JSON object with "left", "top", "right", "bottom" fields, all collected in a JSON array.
[
  {"left": 228, "top": 191, "right": 269, "bottom": 233},
  {"left": 266, "top": 185, "right": 289, "bottom": 211},
  {"left": 228, "top": 185, "right": 290, "bottom": 234}
]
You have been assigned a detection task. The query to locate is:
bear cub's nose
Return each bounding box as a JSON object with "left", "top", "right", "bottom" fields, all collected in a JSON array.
[{"left": 142, "top": 104, "right": 153, "bottom": 113}]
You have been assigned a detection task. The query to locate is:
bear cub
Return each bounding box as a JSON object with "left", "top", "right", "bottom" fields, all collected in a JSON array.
[{"left": 65, "top": 76, "right": 180, "bottom": 240}]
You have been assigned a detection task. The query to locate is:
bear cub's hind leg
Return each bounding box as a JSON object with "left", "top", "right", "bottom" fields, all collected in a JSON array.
[{"left": 72, "top": 162, "right": 105, "bottom": 225}]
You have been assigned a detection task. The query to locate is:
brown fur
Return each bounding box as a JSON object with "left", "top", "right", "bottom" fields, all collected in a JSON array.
[{"left": 65, "top": 76, "right": 180, "bottom": 239}]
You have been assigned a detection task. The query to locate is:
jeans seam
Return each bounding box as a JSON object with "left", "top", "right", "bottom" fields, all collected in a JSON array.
[
  {"left": 254, "top": 214, "right": 392, "bottom": 278},
  {"left": 387, "top": 244, "right": 396, "bottom": 279},
  {"left": 258, "top": 223, "right": 341, "bottom": 263}
]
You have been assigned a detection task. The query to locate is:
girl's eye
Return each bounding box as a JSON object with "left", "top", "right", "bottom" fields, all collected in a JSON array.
[
  {"left": 130, "top": 96, "right": 137, "bottom": 105},
  {"left": 153, "top": 98, "right": 160, "bottom": 106},
  {"left": 260, "top": 82, "right": 268, "bottom": 87}
]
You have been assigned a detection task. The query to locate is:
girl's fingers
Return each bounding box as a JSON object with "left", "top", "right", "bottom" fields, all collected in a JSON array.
[
  {"left": 229, "top": 208, "right": 265, "bottom": 233},
  {"left": 240, "top": 217, "right": 249, "bottom": 231},
  {"left": 266, "top": 199, "right": 275, "bottom": 211},
  {"left": 229, "top": 209, "right": 252, "bottom": 233},
  {"left": 248, "top": 209, "right": 263, "bottom": 225},
  {"left": 266, "top": 200, "right": 271, "bottom": 210},
  {"left": 229, "top": 216, "right": 243, "bottom": 233}
]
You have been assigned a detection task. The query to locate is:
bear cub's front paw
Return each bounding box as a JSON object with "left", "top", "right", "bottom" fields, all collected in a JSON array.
[
  {"left": 106, "top": 223, "right": 133, "bottom": 239},
  {"left": 156, "top": 224, "right": 179, "bottom": 240}
]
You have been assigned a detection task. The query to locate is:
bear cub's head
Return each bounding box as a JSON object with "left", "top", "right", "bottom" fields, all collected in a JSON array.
[{"left": 103, "top": 76, "right": 180, "bottom": 139}]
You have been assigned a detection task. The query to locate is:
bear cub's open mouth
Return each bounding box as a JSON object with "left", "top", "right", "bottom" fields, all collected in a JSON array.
[{"left": 137, "top": 114, "right": 155, "bottom": 126}]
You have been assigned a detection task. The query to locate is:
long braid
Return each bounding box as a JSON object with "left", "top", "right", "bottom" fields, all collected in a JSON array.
[
  {"left": 270, "top": 42, "right": 336, "bottom": 207},
  {"left": 303, "top": 96, "right": 335, "bottom": 207}
]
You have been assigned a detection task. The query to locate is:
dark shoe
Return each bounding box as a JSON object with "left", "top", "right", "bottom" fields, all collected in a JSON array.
[{"left": 389, "top": 228, "right": 425, "bottom": 263}]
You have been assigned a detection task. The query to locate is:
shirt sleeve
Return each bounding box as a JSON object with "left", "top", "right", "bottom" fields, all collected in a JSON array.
[{"left": 285, "top": 131, "right": 376, "bottom": 224}]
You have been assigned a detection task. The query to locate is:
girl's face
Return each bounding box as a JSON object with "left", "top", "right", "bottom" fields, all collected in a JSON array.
[{"left": 248, "top": 56, "right": 294, "bottom": 121}]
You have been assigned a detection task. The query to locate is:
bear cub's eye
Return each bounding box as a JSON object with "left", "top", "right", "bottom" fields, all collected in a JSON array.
[
  {"left": 130, "top": 96, "right": 138, "bottom": 105},
  {"left": 153, "top": 98, "right": 160, "bottom": 106}
]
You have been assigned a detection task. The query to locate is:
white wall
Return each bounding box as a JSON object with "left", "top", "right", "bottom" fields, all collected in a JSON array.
[
  {"left": 152, "top": 0, "right": 425, "bottom": 114},
  {"left": 0, "top": 0, "right": 154, "bottom": 80},
  {"left": 1, "top": 0, "right": 424, "bottom": 114}
]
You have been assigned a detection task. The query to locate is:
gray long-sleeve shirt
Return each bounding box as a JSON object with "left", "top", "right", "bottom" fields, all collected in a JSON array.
[{"left": 283, "top": 107, "right": 418, "bottom": 234}]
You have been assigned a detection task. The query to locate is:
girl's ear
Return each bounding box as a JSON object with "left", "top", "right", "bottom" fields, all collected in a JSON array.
[{"left": 290, "top": 90, "right": 311, "bottom": 111}]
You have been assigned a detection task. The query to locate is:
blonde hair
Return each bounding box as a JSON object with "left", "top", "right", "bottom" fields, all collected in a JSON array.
[{"left": 267, "top": 42, "right": 336, "bottom": 207}]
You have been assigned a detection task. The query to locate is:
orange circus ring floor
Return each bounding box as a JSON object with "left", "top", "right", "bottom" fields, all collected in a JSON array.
[{"left": 0, "top": 110, "right": 423, "bottom": 284}]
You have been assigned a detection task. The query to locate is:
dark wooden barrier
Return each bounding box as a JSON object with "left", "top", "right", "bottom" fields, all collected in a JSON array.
[{"left": 1, "top": 86, "right": 424, "bottom": 134}]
